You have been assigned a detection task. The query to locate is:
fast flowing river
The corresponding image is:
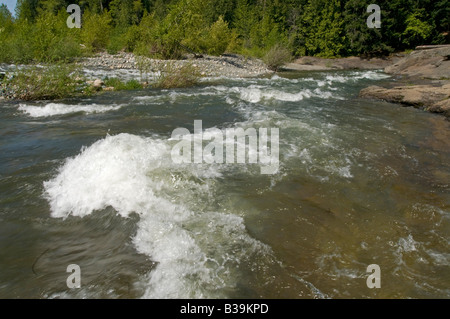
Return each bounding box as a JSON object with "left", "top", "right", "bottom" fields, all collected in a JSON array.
[{"left": 0, "top": 69, "right": 449, "bottom": 298}]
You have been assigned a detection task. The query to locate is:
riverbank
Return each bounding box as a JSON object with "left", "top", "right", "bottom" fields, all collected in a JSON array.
[
  {"left": 283, "top": 54, "right": 403, "bottom": 71},
  {"left": 0, "top": 52, "right": 273, "bottom": 100},
  {"left": 79, "top": 52, "right": 273, "bottom": 78},
  {"left": 2, "top": 49, "right": 450, "bottom": 119},
  {"left": 358, "top": 46, "right": 450, "bottom": 118}
]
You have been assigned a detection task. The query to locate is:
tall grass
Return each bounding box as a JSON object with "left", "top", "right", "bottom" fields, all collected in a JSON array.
[
  {"left": 153, "top": 63, "right": 201, "bottom": 89},
  {"left": 4, "top": 64, "right": 84, "bottom": 100}
]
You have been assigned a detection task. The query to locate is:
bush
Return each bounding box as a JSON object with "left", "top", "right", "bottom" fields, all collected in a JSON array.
[
  {"left": 4, "top": 64, "right": 83, "bottom": 100},
  {"left": 0, "top": 19, "right": 34, "bottom": 63},
  {"left": 263, "top": 44, "right": 292, "bottom": 71},
  {"left": 129, "top": 13, "right": 164, "bottom": 58},
  {"left": 153, "top": 63, "right": 201, "bottom": 89},
  {"left": 104, "top": 78, "right": 143, "bottom": 90},
  {"left": 81, "top": 10, "right": 112, "bottom": 52},
  {"left": 0, "top": 7, "right": 81, "bottom": 64},
  {"left": 402, "top": 12, "right": 433, "bottom": 47},
  {"left": 34, "top": 10, "right": 82, "bottom": 63},
  {"left": 205, "top": 16, "right": 231, "bottom": 56},
  {"left": 135, "top": 56, "right": 153, "bottom": 82},
  {"left": 107, "top": 28, "right": 129, "bottom": 54}
]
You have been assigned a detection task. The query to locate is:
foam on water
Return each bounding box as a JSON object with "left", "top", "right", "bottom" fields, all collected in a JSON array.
[
  {"left": 301, "top": 70, "right": 390, "bottom": 87},
  {"left": 18, "top": 103, "right": 123, "bottom": 117},
  {"left": 132, "top": 74, "right": 348, "bottom": 108},
  {"left": 238, "top": 86, "right": 314, "bottom": 103},
  {"left": 44, "top": 133, "right": 273, "bottom": 298}
]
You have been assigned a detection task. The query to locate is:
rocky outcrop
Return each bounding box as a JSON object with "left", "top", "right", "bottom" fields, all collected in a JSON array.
[
  {"left": 385, "top": 46, "right": 450, "bottom": 79},
  {"left": 359, "top": 83, "right": 450, "bottom": 117},
  {"left": 360, "top": 45, "right": 450, "bottom": 118},
  {"left": 284, "top": 55, "right": 400, "bottom": 72}
]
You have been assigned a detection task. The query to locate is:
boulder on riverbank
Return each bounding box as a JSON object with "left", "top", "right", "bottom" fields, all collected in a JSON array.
[
  {"left": 359, "top": 45, "right": 450, "bottom": 118},
  {"left": 385, "top": 45, "right": 450, "bottom": 79},
  {"left": 360, "top": 84, "right": 450, "bottom": 117}
]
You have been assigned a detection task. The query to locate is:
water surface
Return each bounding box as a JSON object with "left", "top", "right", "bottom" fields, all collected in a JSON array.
[{"left": 0, "top": 69, "right": 448, "bottom": 298}]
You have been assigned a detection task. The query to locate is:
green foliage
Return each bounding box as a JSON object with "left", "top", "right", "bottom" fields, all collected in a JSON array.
[
  {"left": 205, "top": 16, "right": 232, "bottom": 56},
  {"left": 0, "top": 6, "right": 27, "bottom": 63},
  {"left": 299, "top": 0, "right": 345, "bottom": 58},
  {"left": 81, "top": 10, "right": 112, "bottom": 52},
  {"left": 4, "top": 64, "right": 83, "bottom": 100},
  {"left": 32, "top": 10, "right": 81, "bottom": 62},
  {"left": 16, "top": 0, "right": 39, "bottom": 22},
  {"left": 0, "top": 4, "right": 81, "bottom": 63},
  {"left": 162, "top": 0, "right": 209, "bottom": 55},
  {"left": 232, "top": 0, "right": 257, "bottom": 44},
  {"left": 135, "top": 55, "right": 153, "bottom": 82},
  {"left": 263, "top": 44, "right": 292, "bottom": 71},
  {"left": 343, "top": 0, "right": 392, "bottom": 56},
  {"left": 104, "top": 77, "right": 143, "bottom": 90},
  {"left": 153, "top": 63, "right": 201, "bottom": 89},
  {"left": 0, "top": 4, "right": 13, "bottom": 27},
  {"left": 402, "top": 11, "right": 433, "bottom": 47},
  {"left": 107, "top": 28, "right": 129, "bottom": 54},
  {"left": 128, "top": 12, "right": 162, "bottom": 57},
  {"left": 2, "top": 0, "right": 449, "bottom": 65},
  {"left": 110, "top": 0, "right": 144, "bottom": 27}
]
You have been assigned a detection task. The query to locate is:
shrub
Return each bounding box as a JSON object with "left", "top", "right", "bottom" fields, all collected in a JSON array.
[
  {"left": 205, "top": 16, "right": 231, "bottom": 56},
  {"left": 104, "top": 78, "right": 143, "bottom": 90},
  {"left": 263, "top": 44, "right": 292, "bottom": 71},
  {"left": 4, "top": 64, "right": 83, "bottom": 100},
  {"left": 130, "top": 13, "right": 165, "bottom": 58},
  {"left": 135, "top": 56, "right": 153, "bottom": 82},
  {"left": 33, "top": 10, "right": 82, "bottom": 62},
  {"left": 402, "top": 12, "right": 433, "bottom": 47},
  {"left": 81, "top": 10, "right": 112, "bottom": 52},
  {"left": 0, "top": 19, "right": 34, "bottom": 63},
  {"left": 153, "top": 63, "right": 201, "bottom": 89},
  {"left": 107, "top": 28, "right": 129, "bottom": 54}
]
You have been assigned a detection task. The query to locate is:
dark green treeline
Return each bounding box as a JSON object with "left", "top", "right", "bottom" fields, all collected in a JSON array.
[{"left": 0, "top": 0, "right": 448, "bottom": 63}]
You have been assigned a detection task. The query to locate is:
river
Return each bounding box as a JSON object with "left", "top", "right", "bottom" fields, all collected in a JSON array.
[{"left": 0, "top": 68, "right": 449, "bottom": 298}]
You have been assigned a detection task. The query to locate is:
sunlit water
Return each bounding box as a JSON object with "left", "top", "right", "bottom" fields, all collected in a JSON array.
[{"left": 0, "top": 69, "right": 449, "bottom": 298}]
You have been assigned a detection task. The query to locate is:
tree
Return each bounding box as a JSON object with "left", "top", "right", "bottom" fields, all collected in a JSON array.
[
  {"left": 110, "top": 0, "right": 143, "bottom": 28},
  {"left": 205, "top": 16, "right": 231, "bottom": 55},
  {"left": 0, "top": 4, "right": 13, "bottom": 26},
  {"left": 232, "top": 0, "right": 257, "bottom": 45},
  {"left": 16, "top": 0, "right": 39, "bottom": 22},
  {"left": 402, "top": 11, "right": 433, "bottom": 47},
  {"left": 299, "top": 0, "right": 345, "bottom": 57},
  {"left": 343, "top": 0, "right": 391, "bottom": 56},
  {"left": 81, "top": 9, "right": 112, "bottom": 52}
]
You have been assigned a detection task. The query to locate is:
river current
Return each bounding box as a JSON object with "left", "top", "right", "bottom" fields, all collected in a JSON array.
[{"left": 0, "top": 68, "right": 449, "bottom": 298}]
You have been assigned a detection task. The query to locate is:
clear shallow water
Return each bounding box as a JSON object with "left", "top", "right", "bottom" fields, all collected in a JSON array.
[{"left": 0, "top": 69, "right": 449, "bottom": 298}]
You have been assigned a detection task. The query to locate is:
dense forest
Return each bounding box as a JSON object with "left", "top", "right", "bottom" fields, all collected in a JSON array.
[{"left": 0, "top": 0, "right": 448, "bottom": 63}]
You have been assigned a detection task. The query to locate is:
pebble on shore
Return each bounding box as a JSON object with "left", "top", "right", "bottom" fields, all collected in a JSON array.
[{"left": 78, "top": 52, "right": 273, "bottom": 79}]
